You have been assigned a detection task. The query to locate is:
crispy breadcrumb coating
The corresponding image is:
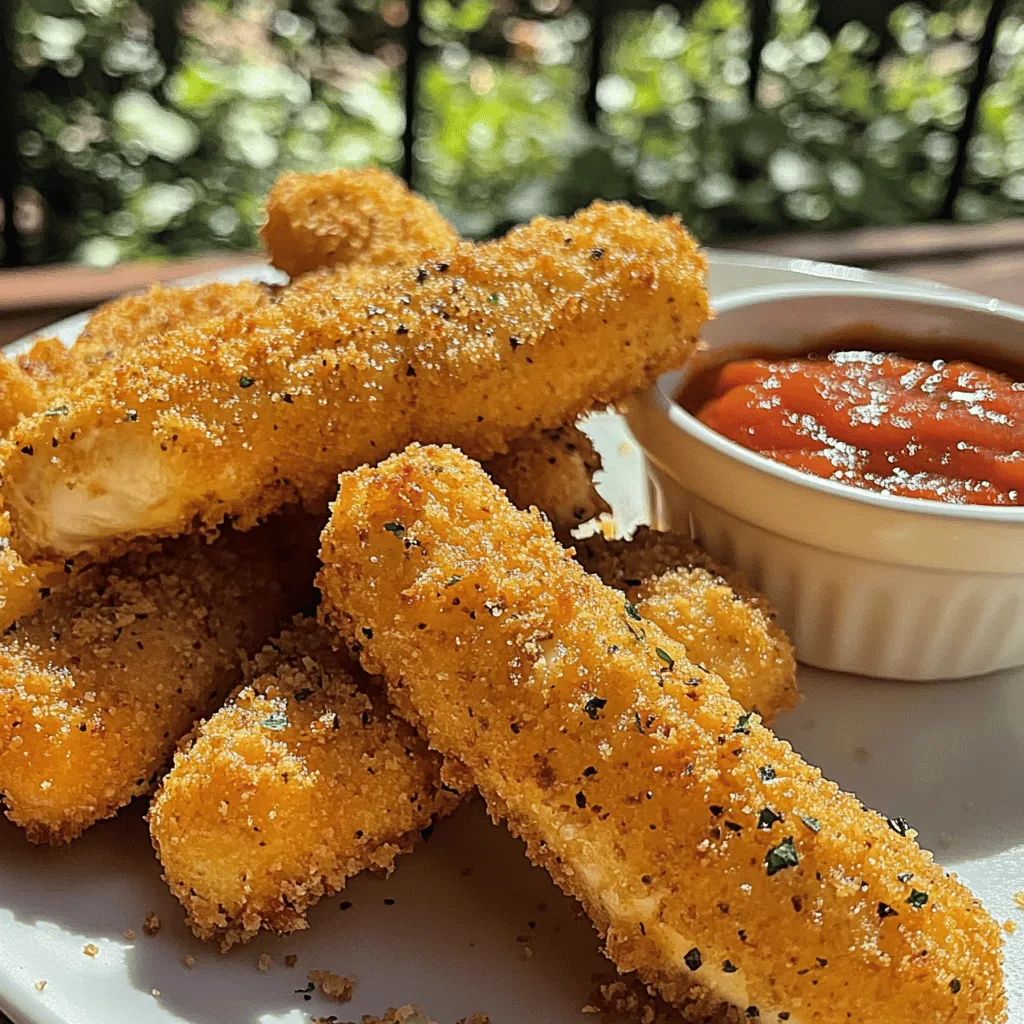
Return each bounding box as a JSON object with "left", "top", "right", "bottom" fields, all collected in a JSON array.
[
  {"left": 13, "top": 336, "right": 77, "bottom": 398},
  {"left": 318, "top": 444, "right": 1005, "bottom": 1024},
  {"left": 486, "top": 425, "right": 609, "bottom": 543},
  {"left": 575, "top": 528, "right": 796, "bottom": 723},
  {"left": 2, "top": 201, "right": 707, "bottom": 568},
  {"left": 0, "top": 525, "right": 303, "bottom": 844},
  {"left": 70, "top": 281, "right": 272, "bottom": 385},
  {"left": 14, "top": 283, "right": 272, "bottom": 401},
  {"left": 262, "top": 168, "right": 460, "bottom": 279},
  {"left": 149, "top": 617, "right": 462, "bottom": 950}
]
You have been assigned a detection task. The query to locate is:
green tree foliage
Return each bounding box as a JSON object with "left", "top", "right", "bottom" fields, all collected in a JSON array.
[{"left": 9, "top": 0, "right": 1024, "bottom": 265}]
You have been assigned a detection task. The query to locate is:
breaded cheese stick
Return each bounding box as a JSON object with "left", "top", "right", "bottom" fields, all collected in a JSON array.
[
  {"left": 264, "top": 171, "right": 611, "bottom": 543},
  {"left": 317, "top": 445, "right": 1005, "bottom": 1024},
  {"left": 0, "top": 281, "right": 276, "bottom": 637},
  {"left": 262, "top": 167, "right": 460, "bottom": 279},
  {"left": 0, "top": 524, "right": 304, "bottom": 844},
  {"left": 2, "top": 202, "right": 708, "bottom": 569},
  {"left": 149, "top": 617, "right": 463, "bottom": 950},
  {"left": 576, "top": 528, "right": 797, "bottom": 723},
  {"left": 486, "top": 424, "right": 610, "bottom": 543}
]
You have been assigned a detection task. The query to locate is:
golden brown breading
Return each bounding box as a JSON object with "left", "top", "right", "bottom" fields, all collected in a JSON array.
[
  {"left": 13, "top": 282, "right": 272, "bottom": 403},
  {"left": 13, "top": 335, "right": 77, "bottom": 397},
  {"left": 0, "top": 524, "right": 304, "bottom": 844},
  {"left": 575, "top": 528, "right": 797, "bottom": 723},
  {"left": 485, "top": 425, "right": 609, "bottom": 543},
  {"left": 70, "top": 280, "right": 273, "bottom": 386},
  {"left": 262, "top": 168, "right": 460, "bottom": 279},
  {"left": 317, "top": 444, "right": 1006, "bottom": 1024},
  {"left": 1, "top": 201, "right": 707, "bottom": 575},
  {"left": 149, "top": 617, "right": 462, "bottom": 950}
]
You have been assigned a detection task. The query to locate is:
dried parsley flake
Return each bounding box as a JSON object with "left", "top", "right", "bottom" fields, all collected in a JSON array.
[
  {"left": 261, "top": 710, "right": 289, "bottom": 731},
  {"left": 733, "top": 712, "right": 754, "bottom": 735},
  {"left": 765, "top": 836, "right": 798, "bottom": 876}
]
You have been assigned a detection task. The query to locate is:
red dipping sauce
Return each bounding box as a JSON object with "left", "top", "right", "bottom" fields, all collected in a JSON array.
[{"left": 682, "top": 349, "right": 1024, "bottom": 506}]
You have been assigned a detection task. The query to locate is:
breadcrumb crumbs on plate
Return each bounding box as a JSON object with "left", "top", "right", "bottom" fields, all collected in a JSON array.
[
  {"left": 182, "top": 954, "right": 196, "bottom": 969},
  {"left": 584, "top": 975, "right": 738, "bottom": 1024},
  {"left": 122, "top": 929, "right": 136, "bottom": 941},
  {"left": 258, "top": 952, "right": 273, "bottom": 972},
  {"left": 332, "top": 1007, "right": 489, "bottom": 1024},
  {"left": 82, "top": 944, "right": 99, "bottom": 958},
  {"left": 143, "top": 911, "right": 161, "bottom": 935},
  {"left": 368, "top": 1007, "right": 430, "bottom": 1024},
  {"left": 34, "top": 981, "right": 46, "bottom": 992},
  {"left": 284, "top": 954, "right": 298, "bottom": 968},
  {"left": 1004, "top": 921, "right": 1017, "bottom": 934},
  {"left": 1014, "top": 892, "right": 1024, "bottom": 910},
  {"left": 307, "top": 969, "right": 355, "bottom": 1002}
]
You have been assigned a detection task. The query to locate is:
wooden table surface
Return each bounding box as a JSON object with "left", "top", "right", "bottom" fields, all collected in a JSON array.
[{"left": 0, "top": 218, "right": 1021, "bottom": 349}]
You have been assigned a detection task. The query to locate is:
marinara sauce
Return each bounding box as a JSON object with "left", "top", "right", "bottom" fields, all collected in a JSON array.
[{"left": 682, "top": 347, "right": 1024, "bottom": 506}]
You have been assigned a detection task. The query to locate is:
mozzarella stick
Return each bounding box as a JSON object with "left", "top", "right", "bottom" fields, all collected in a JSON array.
[
  {"left": 317, "top": 444, "right": 1005, "bottom": 1024},
  {"left": 263, "top": 169, "right": 607, "bottom": 543},
  {"left": 0, "top": 523, "right": 306, "bottom": 844},
  {"left": 149, "top": 617, "right": 463, "bottom": 950},
  {"left": 1, "top": 202, "right": 707, "bottom": 572},
  {"left": 576, "top": 528, "right": 797, "bottom": 723},
  {"left": 262, "top": 167, "right": 460, "bottom": 279}
]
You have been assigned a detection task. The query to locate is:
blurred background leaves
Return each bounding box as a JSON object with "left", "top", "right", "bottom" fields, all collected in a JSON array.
[{"left": 7, "top": 0, "right": 1024, "bottom": 265}]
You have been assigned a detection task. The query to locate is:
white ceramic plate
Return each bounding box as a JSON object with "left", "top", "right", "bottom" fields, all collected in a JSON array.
[{"left": 0, "top": 254, "right": 1021, "bottom": 1024}]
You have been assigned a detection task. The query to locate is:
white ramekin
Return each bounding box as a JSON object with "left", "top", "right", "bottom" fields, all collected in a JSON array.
[{"left": 626, "top": 282, "right": 1024, "bottom": 681}]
